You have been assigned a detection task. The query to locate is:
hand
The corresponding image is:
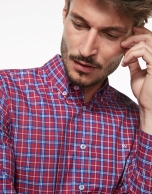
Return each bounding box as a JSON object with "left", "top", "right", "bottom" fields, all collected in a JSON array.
[{"left": 121, "top": 27, "right": 152, "bottom": 134}]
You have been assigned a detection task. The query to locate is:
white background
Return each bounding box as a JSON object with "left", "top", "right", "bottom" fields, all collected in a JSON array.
[{"left": 0, "top": 1, "right": 152, "bottom": 103}]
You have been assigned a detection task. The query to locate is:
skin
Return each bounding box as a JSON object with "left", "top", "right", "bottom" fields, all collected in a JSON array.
[
  {"left": 61, "top": 0, "right": 133, "bottom": 102},
  {"left": 62, "top": 0, "right": 152, "bottom": 135},
  {"left": 121, "top": 27, "right": 152, "bottom": 134}
]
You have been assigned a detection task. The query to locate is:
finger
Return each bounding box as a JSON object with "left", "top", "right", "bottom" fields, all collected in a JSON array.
[
  {"left": 121, "top": 34, "right": 152, "bottom": 49},
  {"left": 122, "top": 41, "right": 152, "bottom": 68},
  {"left": 127, "top": 61, "right": 142, "bottom": 77},
  {"left": 123, "top": 48, "right": 152, "bottom": 68},
  {"left": 133, "top": 26, "right": 151, "bottom": 35},
  {"left": 121, "top": 28, "right": 152, "bottom": 48},
  {"left": 122, "top": 56, "right": 139, "bottom": 68},
  {"left": 125, "top": 41, "right": 152, "bottom": 55}
]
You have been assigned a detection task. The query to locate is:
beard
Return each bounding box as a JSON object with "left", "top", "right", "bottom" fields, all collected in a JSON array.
[{"left": 61, "top": 37, "right": 123, "bottom": 88}]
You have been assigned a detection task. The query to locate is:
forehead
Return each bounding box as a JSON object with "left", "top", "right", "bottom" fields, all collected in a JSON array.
[{"left": 68, "top": 0, "right": 133, "bottom": 31}]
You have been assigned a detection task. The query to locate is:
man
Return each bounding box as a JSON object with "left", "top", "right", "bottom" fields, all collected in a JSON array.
[{"left": 0, "top": 0, "right": 152, "bottom": 193}]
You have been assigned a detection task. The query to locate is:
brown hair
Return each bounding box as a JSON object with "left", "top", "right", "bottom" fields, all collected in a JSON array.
[
  {"left": 66, "top": 0, "right": 152, "bottom": 26},
  {"left": 65, "top": 0, "right": 71, "bottom": 17}
]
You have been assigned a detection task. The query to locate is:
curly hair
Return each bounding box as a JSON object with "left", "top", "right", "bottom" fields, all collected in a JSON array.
[
  {"left": 106, "top": 0, "right": 152, "bottom": 25},
  {"left": 66, "top": 0, "right": 152, "bottom": 26}
]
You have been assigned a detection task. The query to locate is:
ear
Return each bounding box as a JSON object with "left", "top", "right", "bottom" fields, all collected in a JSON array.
[
  {"left": 62, "top": 0, "right": 68, "bottom": 21},
  {"left": 141, "top": 22, "right": 145, "bottom": 27}
]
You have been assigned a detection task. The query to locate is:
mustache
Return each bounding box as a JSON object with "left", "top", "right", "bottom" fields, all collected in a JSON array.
[{"left": 69, "top": 54, "right": 103, "bottom": 70}]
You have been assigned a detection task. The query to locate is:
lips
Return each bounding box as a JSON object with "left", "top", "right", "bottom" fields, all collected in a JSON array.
[{"left": 73, "top": 59, "right": 96, "bottom": 73}]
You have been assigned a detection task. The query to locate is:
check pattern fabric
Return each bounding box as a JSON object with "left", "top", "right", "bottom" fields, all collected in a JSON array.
[{"left": 0, "top": 54, "right": 152, "bottom": 194}]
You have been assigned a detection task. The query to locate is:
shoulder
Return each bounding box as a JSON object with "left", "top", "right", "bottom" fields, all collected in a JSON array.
[
  {"left": 0, "top": 66, "right": 42, "bottom": 89},
  {"left": 0, "top": 54, "right": 62, "bottom": 88},
  {"left": 107, "top": 85, "right": 139, "bottom": 116},
  {"left": 104, "top": 85, "right": 140, "bottom": 133}
]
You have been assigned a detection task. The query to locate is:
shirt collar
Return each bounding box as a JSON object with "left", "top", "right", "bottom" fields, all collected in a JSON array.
[
  {"left": 43, "top": 54, "right": 111, "bottom": 104},
  {"left": 43, "top": 54, "right": 70, "bottom": 95}
]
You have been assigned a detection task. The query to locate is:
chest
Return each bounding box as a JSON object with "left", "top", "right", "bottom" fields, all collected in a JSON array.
[{"left": 10, "top": 88, "right": 135, "bottom": 193}]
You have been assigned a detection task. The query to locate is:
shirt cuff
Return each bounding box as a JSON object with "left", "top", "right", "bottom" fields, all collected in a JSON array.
[{"left": 137, "top": 130, "right": 152, "bottom": 170}]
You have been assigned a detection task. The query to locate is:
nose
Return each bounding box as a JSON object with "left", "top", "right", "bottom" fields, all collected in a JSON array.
[{"left": 79, "top": 29, "right": 98, "bottom": 57}]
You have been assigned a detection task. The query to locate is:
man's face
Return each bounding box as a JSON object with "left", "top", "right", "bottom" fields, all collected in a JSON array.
[{"left": 61, "top": 0, "right": 133, "bottom": 89}]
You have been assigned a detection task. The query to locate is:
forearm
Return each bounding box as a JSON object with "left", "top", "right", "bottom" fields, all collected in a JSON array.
[
  {"left": 140, "top": 107, "right": 152, "bottom": 135},
  {"left": 120, "top": 130, "right": 152, "bottom": 193}
]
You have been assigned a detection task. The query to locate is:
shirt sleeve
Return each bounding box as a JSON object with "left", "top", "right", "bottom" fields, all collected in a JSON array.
[
  {"left": 119, "top": 130, "right": 152, "bottom": 193},
  {"left": 0, "top": 77, "right": 16, "bottom": 193}
]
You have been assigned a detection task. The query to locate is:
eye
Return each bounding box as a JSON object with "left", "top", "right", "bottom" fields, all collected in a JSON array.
[
  {"left": 105, "top": 33, "right": 119, "bottom": 40},
  {"left": 71, "top": 20, "right": 89, "bottom": 30}
]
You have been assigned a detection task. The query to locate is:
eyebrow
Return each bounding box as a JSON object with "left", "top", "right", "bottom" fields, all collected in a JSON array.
[
  {"left": 102, "top": 27, "right": 127, "bottom": 33},
  {"left": 70, "top": 12, "right": 127, "bottom": 33},
  {"left": 70, "top": 12, "right": 89, "bottom": 24}
]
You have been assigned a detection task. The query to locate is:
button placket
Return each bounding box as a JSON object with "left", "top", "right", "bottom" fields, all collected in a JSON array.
[
  {"left": 74, "top": 86, "right": 79, "bottom": 90},
  {"left": 80, "top": 144, "right": 86, "bottom": 150},
  {"left": 79, "top": 184, "right": 85, "bottom": 191},
  {"left": 82, "top": 106, "right": 86, "bottom": 111},
  {"left": 62, "top": 91, "right": 67, "bottom": 96}
]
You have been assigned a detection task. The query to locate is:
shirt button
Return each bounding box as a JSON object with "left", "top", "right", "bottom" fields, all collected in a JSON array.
[
  {"left": 79, "top": 184, "right": 85, "bottom": 191},
  {"left": 80, "top": 144, "right": 86, "bottom": 150},
  {"left": 62, "top": 91, "right": 67, "bottom": 96},
  {"left": 74, "top": 86, "right": 79, "bottom": 90},
  {"left": 83, "top": 106, "right": 86, "bottom": 111},
  {"left": 122, "top": 144, "right": 127, "bottom": 148}
]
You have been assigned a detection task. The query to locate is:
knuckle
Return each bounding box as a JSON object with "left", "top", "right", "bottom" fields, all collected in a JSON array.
[
  {"left": 141, "top": 47, "right": 148, "bottom": 53},
  {"left": 146, "top": 34, "right": 152, "bottom": 44},
  {"left": 139, "top": 41, "right": 145, "bottom": 46}
]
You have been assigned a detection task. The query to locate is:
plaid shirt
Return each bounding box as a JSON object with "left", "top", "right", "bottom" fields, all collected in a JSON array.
[{"left": 0, "top": 54, "right": 152, "bottom": 194}]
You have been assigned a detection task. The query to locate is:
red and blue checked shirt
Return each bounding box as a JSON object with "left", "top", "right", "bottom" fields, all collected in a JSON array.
[{"left": 0, "top": 54, "right": 152, "bottom": 193}]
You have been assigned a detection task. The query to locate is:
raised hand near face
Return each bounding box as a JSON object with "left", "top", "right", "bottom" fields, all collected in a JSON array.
[{"left": 121, "top": 27, "right": 152, "bottom": 135}]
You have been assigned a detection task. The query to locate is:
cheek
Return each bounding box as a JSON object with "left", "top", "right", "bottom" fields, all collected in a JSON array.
[
  {"left": 63, "top": 23, "right": 75, "bottom": 46},
  {"left": 104, "top": 54, "right": 123, "bottom": 76},
  {"left": 63, "top": 31, "right": 77, "bottom": 52},
  {"left": 97, "top": 38, "right": 124, "bottom": 63},
  {"left": 105, "top": 44, "right": 124, "bottom": 61},
  {"left": 63, "top": 23, "right": 85, "bottom": 52},
  {"left": 98, "top": 44, "right": 123, "bottom": 73}
]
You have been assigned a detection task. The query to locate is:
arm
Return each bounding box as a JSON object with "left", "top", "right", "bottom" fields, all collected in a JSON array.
[
  {"left": 121, "top": 26, "right": 152, "bottom": 135},
  {"left": 0, "top": 77, "right": 16, "bottom": 193},
  {"left": 118, "top": 130, "right": 152, "bottom": 193},
  {"left": 119, "top": 26, "right": 152, "bottom": 193}
]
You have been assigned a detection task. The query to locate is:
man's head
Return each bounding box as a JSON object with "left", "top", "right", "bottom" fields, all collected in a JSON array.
[{"left": 61, "top": 0, "right": 152, "bottom": 92}]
